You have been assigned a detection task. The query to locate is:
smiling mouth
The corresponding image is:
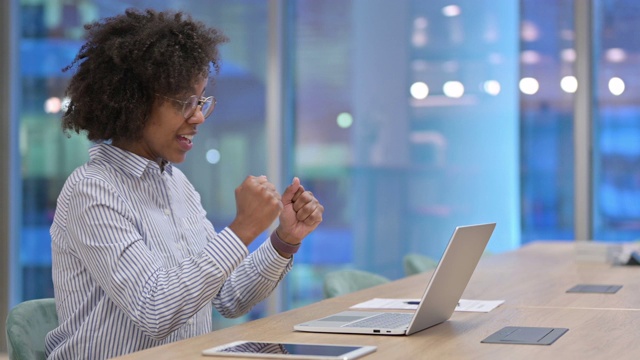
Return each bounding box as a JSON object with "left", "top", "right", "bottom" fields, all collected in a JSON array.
[{"left": 178, "top": 134, "right": 193, "bottom": 144}]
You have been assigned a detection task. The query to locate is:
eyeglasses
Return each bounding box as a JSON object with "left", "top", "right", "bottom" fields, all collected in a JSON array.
[{"left": 157, "top": 94, "right": 216, "bottom": 119}]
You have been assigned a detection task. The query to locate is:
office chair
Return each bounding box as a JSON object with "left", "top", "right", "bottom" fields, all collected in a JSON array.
[
  {"left": 403, "top": 253, "right": 438, "bottom": 276},
  {"left": 6, "top": 298, "right": 58, "bottom": 360},
  {"left": 323, "top": 269, "right": 391, "bottom": 298}
]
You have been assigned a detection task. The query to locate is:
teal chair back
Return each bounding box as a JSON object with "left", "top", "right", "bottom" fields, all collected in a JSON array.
[
  {"left": 6, "top": 298, "right": 58, "bottom": 360},
  {"left": 323, "top": 269, "right": 390, "bottom": 298},
  {"left": 403, "top": 253, "right": 438, "bottom": 276}
]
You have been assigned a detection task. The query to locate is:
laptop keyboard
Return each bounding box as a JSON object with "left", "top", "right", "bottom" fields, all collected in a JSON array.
[{"left": 343, "top": 313, "right": 413, "bottom": 329}]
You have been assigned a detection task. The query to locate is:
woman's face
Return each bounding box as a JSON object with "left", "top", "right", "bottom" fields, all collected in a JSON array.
[{"left": 115, "top": 78, "right": 208, "bottom": 164}]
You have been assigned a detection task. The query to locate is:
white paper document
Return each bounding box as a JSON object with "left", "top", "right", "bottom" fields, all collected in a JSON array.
[{"left": 350, "top": 298, "right": 505, "bottom": 313}]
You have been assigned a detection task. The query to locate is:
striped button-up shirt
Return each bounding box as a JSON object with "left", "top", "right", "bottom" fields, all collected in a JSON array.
[{"left": 45, "top": 144, "right": 292, "bottom": 359}]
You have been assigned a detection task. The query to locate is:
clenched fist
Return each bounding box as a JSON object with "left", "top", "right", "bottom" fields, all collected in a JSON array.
[
  {"left": 276, "top": 177, "right": 324, "bottom": 247},
  {"left": 229, "top": 175, "right": 282, "bottom": 246}
]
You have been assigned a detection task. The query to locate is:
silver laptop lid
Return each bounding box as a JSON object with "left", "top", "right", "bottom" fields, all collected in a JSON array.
[{"left": 406, "top": 223, "right": 496, "bottom": 335}]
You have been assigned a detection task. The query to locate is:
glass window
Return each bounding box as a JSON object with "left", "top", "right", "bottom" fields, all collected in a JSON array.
[
  {"left": 20, "top": 0, "right": 95, "bottom": 301},
  {"left": 593, "top": 0, "right": 640, "bottom": 240},
  {"left": 18, "top": 0, "right": 270, "bottom": 328},
  {"left": 519, "top": 0, "right": 575, "bottom": 243},
  {"left": 15, "top": 0, "right": 640, "bottom": 332},
  {"left": 287, "top": 0, "right": 520, "bottom": 309}
]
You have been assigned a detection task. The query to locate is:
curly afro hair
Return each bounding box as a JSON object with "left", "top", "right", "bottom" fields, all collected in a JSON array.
[{"left": 61, "top": 8, "right": 229, "bottom": 142}]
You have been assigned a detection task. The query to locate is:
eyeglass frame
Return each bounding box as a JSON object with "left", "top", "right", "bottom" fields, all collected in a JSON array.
[{"left": 156, "top": 93, "right": 217, "bottom": 119}]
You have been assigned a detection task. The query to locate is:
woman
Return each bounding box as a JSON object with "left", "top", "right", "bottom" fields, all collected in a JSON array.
[{"left": 45, "top": 8, "right": 323, "bottom": 359}]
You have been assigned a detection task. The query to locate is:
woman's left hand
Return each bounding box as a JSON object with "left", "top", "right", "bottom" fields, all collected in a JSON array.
[{"left": 276, "top": 177, "right": 324, "bottom": 245}]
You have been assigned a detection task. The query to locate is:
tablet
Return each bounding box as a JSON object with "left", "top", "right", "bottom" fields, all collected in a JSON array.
[{"left": 202, "top": 340, "right": 377, "bottom": 359}]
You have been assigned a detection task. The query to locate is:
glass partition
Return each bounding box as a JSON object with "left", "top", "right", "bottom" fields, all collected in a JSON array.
[
  {"left": 14, "top": 0, "right": 640, "bottom": 332},
  {"left": 593, "top": 0, "right": 640, "bottom": 241},
  {"left": 18, "top": 1, "right": 270, "bottom": 329},
  {"left": 286, "top": 0, "right": 520, "bottom": 309},
  {"left": 519, "top": 0, "right": 575, "bottom": 243}
]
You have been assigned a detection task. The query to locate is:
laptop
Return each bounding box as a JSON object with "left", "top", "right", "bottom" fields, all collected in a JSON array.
[{"left": 294, "top": 222, "right": 496, "bottom": 336}]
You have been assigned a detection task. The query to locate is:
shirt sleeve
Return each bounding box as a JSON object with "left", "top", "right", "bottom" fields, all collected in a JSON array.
[
  {"left": 211, "top": 228, "right": 293, "bottom": 318},
  {"left": 65, "top": 177, "right": 248, "bottom": 339}
]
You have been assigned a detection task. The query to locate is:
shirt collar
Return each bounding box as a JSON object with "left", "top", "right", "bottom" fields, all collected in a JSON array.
[{"left": 89, "top": 143, "right": 174, "bottom": 177}]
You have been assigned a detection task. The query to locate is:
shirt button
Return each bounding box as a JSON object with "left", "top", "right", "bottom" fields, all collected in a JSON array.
[
  {"left": 187, "top": 319, "right": 194, "bottom": 325},
  {"left": 164, "top": 208, "right": 170, "bottom": 215}
]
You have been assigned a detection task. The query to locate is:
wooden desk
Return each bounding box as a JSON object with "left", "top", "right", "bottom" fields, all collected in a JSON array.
[
  {"left": 113, "top": 242, "right": 640, "bottom": 359},
  {"left": 467, "top": 241, "right": 640, "bottom": 310}
]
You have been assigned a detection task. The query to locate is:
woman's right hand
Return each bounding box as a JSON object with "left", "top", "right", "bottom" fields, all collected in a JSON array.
[{"left": 228, "top": 175, "right": 283, "bottom": 246}]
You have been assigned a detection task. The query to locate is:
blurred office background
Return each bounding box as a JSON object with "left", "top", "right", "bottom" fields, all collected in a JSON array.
[{"left": 2, "top": 0, "right": 639, "bottom": 349}]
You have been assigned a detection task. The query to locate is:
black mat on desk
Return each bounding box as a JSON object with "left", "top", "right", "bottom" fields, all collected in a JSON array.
[
  {"left": 481, "top": 326, "right": 568, "bottom": 345},
  {"left": 566, "top": 284, "right": 622, "bottom": 294}
]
